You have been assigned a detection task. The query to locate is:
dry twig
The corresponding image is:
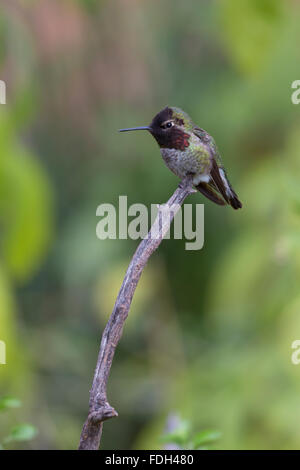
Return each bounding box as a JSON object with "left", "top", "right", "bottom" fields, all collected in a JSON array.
[{"left": 78, "top": 177, "right": 195, "bottom": 450}]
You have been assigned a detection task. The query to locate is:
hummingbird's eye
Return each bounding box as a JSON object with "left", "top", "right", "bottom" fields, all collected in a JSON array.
[{"left": 161, "top": 121, "right": 173, "bottom": 129}]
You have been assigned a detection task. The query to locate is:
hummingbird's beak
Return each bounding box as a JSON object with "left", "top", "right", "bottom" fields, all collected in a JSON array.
[{"left": 119, "top": 126, "right": 151, "bottom": 132}]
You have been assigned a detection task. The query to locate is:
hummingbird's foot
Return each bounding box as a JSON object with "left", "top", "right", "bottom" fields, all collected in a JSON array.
[{"left": 179, "top": 174, "right": 197, "bottom": 192}]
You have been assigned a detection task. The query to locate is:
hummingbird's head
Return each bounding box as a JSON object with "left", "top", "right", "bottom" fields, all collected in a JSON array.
[{"left": 119, "top": 106, "right": 194, "bottom": 150}]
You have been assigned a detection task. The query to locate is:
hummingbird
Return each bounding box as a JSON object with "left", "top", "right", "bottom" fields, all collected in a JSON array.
[{"left": 119, "top": 106, "right": 242, "bottom": 209}]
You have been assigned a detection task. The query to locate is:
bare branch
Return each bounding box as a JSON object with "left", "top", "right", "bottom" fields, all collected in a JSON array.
[{"left": 78, "top": 177, "right": 195, "bottom": 450}]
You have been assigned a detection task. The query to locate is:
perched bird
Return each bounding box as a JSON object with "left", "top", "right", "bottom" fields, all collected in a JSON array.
[{"left": 119, "top": 106, "right": 242, "bottom": 209}]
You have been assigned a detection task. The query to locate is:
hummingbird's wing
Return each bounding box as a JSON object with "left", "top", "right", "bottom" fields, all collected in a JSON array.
[
  {"left": 196, "top": 182, "right": 226, "bottom": 206},
  {"left": 193, "top": 127, "right": 242, "bottom": 209},
  {"left": 209, "top": 159, "right": 242, "bottom": 209}
]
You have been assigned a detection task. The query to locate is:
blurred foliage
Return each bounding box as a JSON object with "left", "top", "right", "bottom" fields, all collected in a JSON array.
[
  {"left": 0, "top": 396, "right": 38, "bottom": 449},
  {"left": 0, "top": 0, "right": 300, "bottom": 450},
  {"left": 161, "top": 416, "right": 221, "bottom": 450},
  {"left": 0, "top": 107, "right": 53, "bottom": 281},
  {"left": 220, "top": 0, "right": 285, "bottom": 76}
]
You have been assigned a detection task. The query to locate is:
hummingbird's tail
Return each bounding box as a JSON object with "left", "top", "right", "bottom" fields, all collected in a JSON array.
[
  {"left": 227, "top": 189, "right": 243, "bottom": 210},
  {"left": 209, "top": 160, "right": 242, "bottom": 210},
  {"left": 195, "top": 162, "right": 242, "bottom": 209}
]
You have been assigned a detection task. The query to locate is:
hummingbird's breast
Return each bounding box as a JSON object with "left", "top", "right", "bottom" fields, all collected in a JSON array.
[{"left": 160, "top": 137, "right": 211, "bottom": 181}]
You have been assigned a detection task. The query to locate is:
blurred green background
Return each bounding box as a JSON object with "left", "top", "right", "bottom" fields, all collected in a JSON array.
[{"left": 1, "top": 0, "right": 300, "bottom": 450}]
